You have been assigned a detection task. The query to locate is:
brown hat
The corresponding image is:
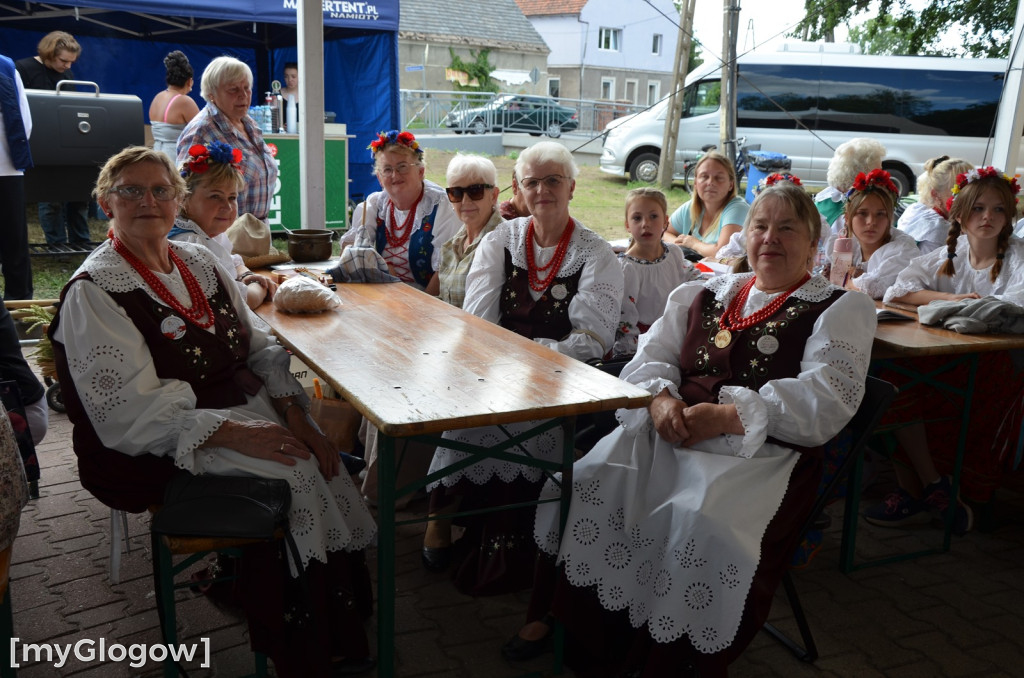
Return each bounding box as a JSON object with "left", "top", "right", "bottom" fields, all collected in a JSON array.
[{"left": 226, "top": 214, "right": 289, "bottom": 268}]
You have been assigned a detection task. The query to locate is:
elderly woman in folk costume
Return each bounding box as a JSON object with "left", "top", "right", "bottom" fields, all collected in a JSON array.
[
  {"left": 49, "top": 146, "right": 377, "bottom": 677},
  {"left": 341, "top": 130, "right": 460, "bottom": 292},
  {"left": 168, "top": 141, "right": 278, "bottom": 310},
  {"left": 421, "top": 141, "right": 623, "bottom": 595},
  {"left": 503, "top": 182, "right": 876, "bottom": 678}
]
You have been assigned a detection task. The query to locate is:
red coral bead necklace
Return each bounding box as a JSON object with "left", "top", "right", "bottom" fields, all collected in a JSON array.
[
  {"left": 112, "top": 237, "right": 216, "bottom": 329},
  {"left": 525, "top": 217, "right": 575, "bottom": 292},
  {"left": 386, "top": 188, "right": 424, "bottom": 248},
  {"left": 715, "top": 273, "right": 809, "bottom": 348}
]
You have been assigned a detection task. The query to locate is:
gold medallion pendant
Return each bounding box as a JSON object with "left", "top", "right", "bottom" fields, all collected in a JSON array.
[{"left": 714, "top": 329, "right": 732, "bottom": 348}]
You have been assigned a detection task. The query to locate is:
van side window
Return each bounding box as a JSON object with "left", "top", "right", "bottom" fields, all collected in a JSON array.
[
  {"left": 734, "top": 63, "right": 1002, "bottom": 137},
  {"left": 682, "top": 79, "right": 720, "bottom": 119}
]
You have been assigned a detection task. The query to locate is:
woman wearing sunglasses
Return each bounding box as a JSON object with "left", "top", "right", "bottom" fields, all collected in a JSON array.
[
  {"left": 342, "top": 129, "right": 459, "bottom": 292},
  {"left": 437, "top": 154, "right": 503, "bottom": 308},
  {"left": 422, "top": 141, "right": 623, "bottom": 595}
]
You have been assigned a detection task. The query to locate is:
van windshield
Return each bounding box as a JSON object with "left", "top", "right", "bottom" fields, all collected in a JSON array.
[{"left": 682, "top": 79, "right": 721, "bottom": 119}]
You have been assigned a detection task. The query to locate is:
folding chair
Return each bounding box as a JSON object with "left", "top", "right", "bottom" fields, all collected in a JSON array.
[
  {"left": 150, "top": 474, "right": 292, "bottom": 678},
  {"left": 763, "top": 375, "right": 897, "bottom": 662}
]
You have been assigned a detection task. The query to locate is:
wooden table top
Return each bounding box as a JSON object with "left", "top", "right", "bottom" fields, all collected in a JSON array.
[
  {"left": 256, "top": 282, "right": 652, "bottom": 437},
  {"left": 872, "top": 301, "right": 1024, "bottom": 359}
]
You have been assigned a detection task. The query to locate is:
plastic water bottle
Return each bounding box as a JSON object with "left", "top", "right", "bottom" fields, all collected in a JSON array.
[{"left": 829, "top": 237, "right": 854, "bottom": 287}]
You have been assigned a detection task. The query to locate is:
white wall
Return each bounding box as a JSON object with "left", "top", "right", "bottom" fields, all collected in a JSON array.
[
  {"left": 531, "top": 15, "right": 584, "bottom": 66},
  {"left": 578, "top": 0, "right": 678, "bottom": 72}
]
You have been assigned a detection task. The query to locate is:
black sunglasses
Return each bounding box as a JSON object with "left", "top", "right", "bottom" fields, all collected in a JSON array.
[{"left": 446, "top": 183, "right": 494, "bottom": 202}]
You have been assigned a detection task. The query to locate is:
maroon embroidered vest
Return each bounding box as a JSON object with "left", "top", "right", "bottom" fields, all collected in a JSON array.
[
  {"left": 498, "top": 248, "right": 583, "bottom": 340},
  {"left": 50, "top": 270, "right": 262, "bottom": 512},
  {"left": 678, "top": 284, "right": 845, "bottom": 455}
]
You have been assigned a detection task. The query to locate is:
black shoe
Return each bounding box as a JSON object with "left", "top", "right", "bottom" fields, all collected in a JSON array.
[
  {"left": 421, "top": 546, "right": 451, "bottom": 572},
  {"left": 332, "top": 656, "right": 376, "bottom": 675},
  {"left": 339, "top": 452, "right": 367, "bottom": 476},
  {"left": 501, "top": 626, "right": 552, "bottom": 662}
]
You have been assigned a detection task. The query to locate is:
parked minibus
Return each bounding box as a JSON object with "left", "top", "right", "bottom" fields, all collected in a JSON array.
[{"left": 600, "top": 44, "right": 1009, "bottom": 195}]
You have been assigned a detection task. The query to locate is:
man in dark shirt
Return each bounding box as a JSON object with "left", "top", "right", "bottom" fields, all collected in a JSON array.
[{"left": 15, "top": 31, "right": 91, "bottom": 245}]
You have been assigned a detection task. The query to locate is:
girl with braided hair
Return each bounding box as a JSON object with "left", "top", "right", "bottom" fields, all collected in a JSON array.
[
  {"left": 865, "top": 168, "right": 1024, "bottom": 532},
  {"left": 886, "top": 167, "right": 1024, "bottom": 304}
]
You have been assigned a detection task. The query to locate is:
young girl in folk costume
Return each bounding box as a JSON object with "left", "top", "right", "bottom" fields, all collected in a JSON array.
[
  {"left": 614, "top": 187, "right": 698, "bottom": 357},
  {"left": 830, "top": 169, "right": 920, "bottom": 299},
  {"left": 870, "top": 168, "right": 1024, "bottom": 531},
  {"left": 897, "top": 156, "right": 974, "bottom": 253}
]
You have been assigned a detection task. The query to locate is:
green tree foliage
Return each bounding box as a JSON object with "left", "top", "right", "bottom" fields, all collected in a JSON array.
[
  {"left": 794, "top": 0, "right": 1016, "bottom": 58},
  {"left": 448, "top": 48, "right": 500, "bottom": 93}
]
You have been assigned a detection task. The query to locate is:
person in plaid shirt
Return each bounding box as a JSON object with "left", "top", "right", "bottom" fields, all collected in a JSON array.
[{"left": 176, "top": 56, "right": 277, "bottom": 222}]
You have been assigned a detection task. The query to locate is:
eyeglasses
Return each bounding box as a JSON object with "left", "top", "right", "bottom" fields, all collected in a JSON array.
[
  {"left": 520, "top": 174, "right": 567, "bottom": 191},
  {"left": 378, "top": 162, "right": 417, "bottom": 178},
  {"left": 446, "top": 184, "right": 494, "bottom": 202},
  {"left": 109, "top": 185, "right": 178, "bottom": 202}
]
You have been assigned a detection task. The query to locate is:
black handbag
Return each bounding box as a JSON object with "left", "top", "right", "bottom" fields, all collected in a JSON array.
[{"left": 152, "top": 473, "right": 291, "bottom": 540}]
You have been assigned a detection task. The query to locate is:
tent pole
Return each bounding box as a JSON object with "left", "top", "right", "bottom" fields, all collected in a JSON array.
[{"left": 297, "top": 0, "right": 326, "bottom": 230}]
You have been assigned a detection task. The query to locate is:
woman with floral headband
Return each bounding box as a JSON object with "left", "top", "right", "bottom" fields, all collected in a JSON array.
[
  {"left": 342, "top": 130, "right": 459, "bottom": 292},
  {"left": 823, "top": 168, "right": 919, "bottom": 299},
  {"left": 176, "top": 56, "right": 277, "bottom": 223},
  {"left": 49, "top": 146, "right": 377, "bottom": 676},
  {"left": 169, "top": 141, "right": 277, "bottom": 310},
  {"left": 866, "top": 168, "right": 1024, "bottom": 532}
]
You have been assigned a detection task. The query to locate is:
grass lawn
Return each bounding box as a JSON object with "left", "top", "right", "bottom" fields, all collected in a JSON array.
[{"left": 19, "top": 149, "right": 699, "bottom": 300}]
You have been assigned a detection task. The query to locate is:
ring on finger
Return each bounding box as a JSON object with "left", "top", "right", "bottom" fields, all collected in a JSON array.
[{"left": 279, "top": 443, "right": 285, "bottom": 453}]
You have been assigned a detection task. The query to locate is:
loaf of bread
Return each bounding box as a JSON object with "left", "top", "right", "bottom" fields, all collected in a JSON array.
[{"left": 273, "top": 276, "right": 340, "bottom": 313}]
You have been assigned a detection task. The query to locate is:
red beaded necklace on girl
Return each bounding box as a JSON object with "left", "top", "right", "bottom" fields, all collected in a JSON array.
[
  {"left": 714, "top": 272, "right": 810, "bottom": 348},
  {"left": 525, "top": 217, "right": 575, "bottom": 292},
  {"left": 112, "top": 237, "right": 215, "bottom": 329},
  {"left": 385, "top": 188, "right": 424, "bottom": 248}
]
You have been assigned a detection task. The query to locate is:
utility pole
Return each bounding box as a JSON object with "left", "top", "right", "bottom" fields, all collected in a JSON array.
[
  {"left": 720, "top": 0, "right": 741, "bottom": 163},
  {"left": 657, "top": 0, "right": 696, "bottom": 189}
]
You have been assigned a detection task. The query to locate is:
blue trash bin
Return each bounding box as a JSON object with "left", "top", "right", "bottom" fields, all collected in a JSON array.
[{"left": 744, "top": 151, "right": 791, "bottom": 203}]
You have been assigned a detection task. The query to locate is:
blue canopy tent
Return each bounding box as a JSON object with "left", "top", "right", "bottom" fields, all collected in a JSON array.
[{"left": 0, "top": 0, "right": 400, "bottom": 201}]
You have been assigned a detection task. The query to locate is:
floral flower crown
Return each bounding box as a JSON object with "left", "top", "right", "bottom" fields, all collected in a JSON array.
[
  {"left": 368, "top": 130, "right": 423, "bottom": 161},
  {"left": 846, "top": 168, "right": 899, "bottom": 200},
  {"left": 181, "top": 141, "right": 242, "bottom": 177},
  {"left": 754, "top": 172, "right": 802, "bottom": 195},
  {"left": 946, "top": 166, "right": 1021, "bottom": 212}
]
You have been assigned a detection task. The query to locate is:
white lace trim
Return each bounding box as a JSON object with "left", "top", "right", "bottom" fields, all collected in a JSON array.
[
  {"left": 426, "top": 419, "right": 561, "bottom": 489},
  {"left": 716, "top": 386, "right": 766, "bottom": 457},
  {"left": 706, "top": 273, "right": 836, "bottom": 305},
  {"left": 83, "top": 240, "right": 223, "bottom": 305},
  {"left": 495, "top": 217, "right": 609, "bottom": 279}
]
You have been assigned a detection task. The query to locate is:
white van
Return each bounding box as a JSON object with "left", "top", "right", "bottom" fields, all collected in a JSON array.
[{"left": 599, "top": 45, "right": 1009, "bottom": 195}]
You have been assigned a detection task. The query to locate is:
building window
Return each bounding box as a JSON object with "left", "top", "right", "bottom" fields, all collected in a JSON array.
[
  {"left": 625, "top": 79, "right": 638, "bottom": 105},
  {"left": 652, "top": 34, "right": 663, "bottom": 55},
  {"left": 601, "top": 77, "right": 615, "bottom": 100},
  {"left": 598, "top": 27, "right": 622, "bottom": 51},
  {"left": 548, "top": 77, "right": 560, "bottom": 98},
  {"left": 647, "top": 81, "right": 661, "bottom": 106}
]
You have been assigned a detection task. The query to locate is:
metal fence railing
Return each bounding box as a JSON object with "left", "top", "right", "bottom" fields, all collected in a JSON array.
[{"left": 400, "top": 90, "right": 645, "bottom": 137}]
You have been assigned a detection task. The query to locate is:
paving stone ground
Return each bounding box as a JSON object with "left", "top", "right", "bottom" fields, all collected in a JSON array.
[{"left": 7, "top": 408, "right": 1024, "bottom": 677}]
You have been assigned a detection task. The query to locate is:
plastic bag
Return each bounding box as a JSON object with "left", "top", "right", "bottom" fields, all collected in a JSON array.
[{"left": 273, "top": 276, "right": 340, "bottom": 314}]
